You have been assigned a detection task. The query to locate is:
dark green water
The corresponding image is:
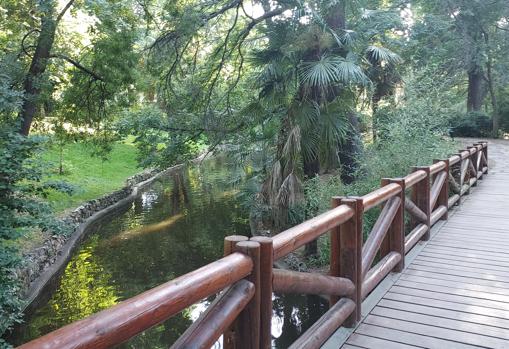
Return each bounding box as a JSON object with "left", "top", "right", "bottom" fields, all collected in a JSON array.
[{"left": 13, "top": 157, "right": 328, "bottom": 348}]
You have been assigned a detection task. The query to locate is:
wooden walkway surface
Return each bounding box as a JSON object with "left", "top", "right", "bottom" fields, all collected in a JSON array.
[{"left": 334, "top": 140, "right": 509, "bottom": 349}]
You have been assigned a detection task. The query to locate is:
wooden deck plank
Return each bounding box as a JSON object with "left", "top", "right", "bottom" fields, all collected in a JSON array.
[
  {"left": 377, "top": 299, "right": 509, "bottom": 329},
  {"left": 370, "top": 306, "right": 509, "bottom": 339},
  {"left": 346, "top": 333, "right": 422, "bottom": 349},
  {"left": 384, "top": 292, "right": 509, "bottom": 320},
  {"left": 354, "top": 324, "right": 479, "bottom": 349},
  {"left": 364, "top": 315, "right": 509, "bottom": 348},
  {"left": 333, "top": 141, "right": 509, "bottom": 349}
]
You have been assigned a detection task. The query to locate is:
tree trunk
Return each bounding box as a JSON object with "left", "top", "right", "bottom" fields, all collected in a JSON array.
[
  {"left": 19, "top": 1, "right": 58, "bottom": 135},
  {"left": 339, "top": 112, "right": 362, "bottom": 184},
  {"left": 467, "top": 69, "right": 484, "bottom": 112}
]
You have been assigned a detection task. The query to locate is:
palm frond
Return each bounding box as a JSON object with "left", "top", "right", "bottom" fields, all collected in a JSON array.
[
  {"left": 299, "top": 53, "right": 369, "bottom": 87},
  {"left": 366, "top": 45, "right": 402, "bottom": 65}
]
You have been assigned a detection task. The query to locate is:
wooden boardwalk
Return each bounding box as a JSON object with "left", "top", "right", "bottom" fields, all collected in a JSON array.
[{"left": 334, "top": 140, "right": 509, "bottom": 349}]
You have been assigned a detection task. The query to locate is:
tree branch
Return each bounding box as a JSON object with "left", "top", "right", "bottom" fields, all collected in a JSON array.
[
  {"left": 49, "top": 54, "right": 104, "bottom": 81},
  {"left": 56, "top": 0, "right": 76, "bottom": 23}
]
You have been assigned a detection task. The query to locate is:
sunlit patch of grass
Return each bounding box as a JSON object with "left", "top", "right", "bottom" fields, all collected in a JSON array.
[{"left": 41, "top": 140, "right": 140, "bottom": 213}]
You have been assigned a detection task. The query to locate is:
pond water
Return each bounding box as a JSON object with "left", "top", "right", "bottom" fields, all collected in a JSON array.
[{"left": 13, "top": 156, "right": 328, "bottom": 348}]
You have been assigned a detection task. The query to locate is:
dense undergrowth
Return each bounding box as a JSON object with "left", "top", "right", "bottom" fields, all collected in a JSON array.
[{"left": 289, "top": 76, "right": 459, "bottom": 266}]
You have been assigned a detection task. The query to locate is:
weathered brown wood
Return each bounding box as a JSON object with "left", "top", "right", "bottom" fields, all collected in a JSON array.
[
  {"left": 361, "top": 183, "right": 401, "bottom": 211},
  {"left": 273, "top": 269, "right": 355, "bottom": 296},
  {"left": 448, "top": 173, "right": 461, "bottom": 195},
  {"left": 170, "top": 280, "right": 254, "bottom": 349},
  {"left": 430, "top": 205, "right": 447, "bottom": 226},
  {"left": 17, "top": 253, "right": 253, "bottom": 349},
  {"left": 404, "top": 170, "right": 427, "bottom": 187},
  {"left": 448, "top": 194, "right": 460, "bottom": 208},
  {"left": 224, "top": 235, "right": 249, "bottom": 256},
  {"left": 330, "top": 197, "right": 342, "bottom": 305},
  {"left": 404, "top": 224, "right": 428, "bottom": 254},
  {"left": 233, "top": 241, "right": 261, "bottom": 349},
  {"left": 429, "top": 160, "right": 446, "bottom": 175},
  {"left": 362, "top": 252, "right": 402, "bottom": 299},
  {"left": 429, "top": 169, "right": 446, "bottom": 211},
  {"left": 223, "top": 235, "right": 249, "bottom": 349},
  {"left": 460, "top": 156, "right": 469, "bottom": 195},
  {"left": 338, "top": 197, "right": 363, "bottom": 326},
  {"left": 404, "top": 198, "right": 427, "bottom": 223},
  {"left": 249, "top": 236, "right": 273, "bottom": 349},
  {"left": 288, "top": 298, "right": 356, "bottom": 349},
  {"left": 382, "top": 178, "right": 405, "bottom": 272},
  {"left": 433, "top": 159, "right": 449, "bottom": 220},
  {"left": 362, "top": 196, "right": 400, "bottom": 278},
  {"left": 411, "top": 166, "right": 431, "bottom": 241},
  {"left": 272, "top": 204, "right": 354, "bottom": 260}
]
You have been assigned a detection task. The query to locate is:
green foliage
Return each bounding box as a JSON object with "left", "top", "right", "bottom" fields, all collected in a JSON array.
[
  {"left": 116, "top": 105, "right": 207, "bottom": 169},
  {"left": 449, "top": 112, "right": 493, "bottom": 138},
  {"left": 0, "top": 125, "right": 70, "bottom": 338}
]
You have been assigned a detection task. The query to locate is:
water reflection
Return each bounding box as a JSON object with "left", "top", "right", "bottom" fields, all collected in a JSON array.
[{"left": 13, "top": 157, "right": 328, "bottom": 347}]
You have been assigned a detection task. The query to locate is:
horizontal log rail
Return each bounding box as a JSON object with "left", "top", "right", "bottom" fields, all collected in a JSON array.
[
  {"left": 272, "top": 204, "right": 354, "bottom": 260},
  {"left": 18, "top": 253, "right": 253, "bottom": 349},
  {"left": 273, "top": 269, "right": 355, "bottom": 296},
  {"left": 19, "top": 141, "right": 489, "bottom": 349}
]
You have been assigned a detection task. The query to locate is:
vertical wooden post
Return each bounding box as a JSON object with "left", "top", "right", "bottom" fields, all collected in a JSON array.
[
  {"left": 234, "top": 241, "right": 261, "bottom": 349},
  {"left": 223, "top": 235, "right": 249, "bottom": 349},
  {"left": 335, "top": 197, "right": 363, "bottom": 327},
  {"left": 450, "top": 154, "right": 462, "bottom": 205},
  {"left": 433, "top": 160, "right": 449, "bottom": 220},
  {"left": 250, "top": 236, "right": 273, "bottom": 349},
  {"left": 329, "top": 196, "right": 343, "bottom": 306},
  {"left": 411, "top": 167, "right": 431, "bottom": 241},
  {"left": 380, "top": 178, "right": 405, "bottom": 272}
]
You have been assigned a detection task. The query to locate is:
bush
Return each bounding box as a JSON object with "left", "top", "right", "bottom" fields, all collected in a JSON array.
[
  {"left": 0, "top": 125, "right": 71, "bottom": 341},
  {"left": 298, "top": 70, "right": 458, "bottom": 263},
  {"left": 449, "top": 111, "right": 492, "bottom": 137}
]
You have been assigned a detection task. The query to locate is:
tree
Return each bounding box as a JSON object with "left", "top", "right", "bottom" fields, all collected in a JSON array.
[{"left": 1, "top": 0, "right": 142, "bottom": 136}]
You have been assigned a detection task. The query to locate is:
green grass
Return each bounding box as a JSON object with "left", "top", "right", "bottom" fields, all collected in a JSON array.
[{"left": 41, "top": 140, "right": 140, "bottom": 213}]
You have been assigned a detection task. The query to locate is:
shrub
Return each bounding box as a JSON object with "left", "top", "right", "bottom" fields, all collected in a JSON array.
[
  {"left": 0, "top": 125, "right": 70, "bottom": 341},
  {"left": 449, "top": 111, "right": 492, "bottom": 137}
]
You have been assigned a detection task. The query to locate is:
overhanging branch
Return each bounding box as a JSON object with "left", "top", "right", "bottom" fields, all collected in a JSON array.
[{"left": 49, "top": 54, "right": 104, "bottom": 81}]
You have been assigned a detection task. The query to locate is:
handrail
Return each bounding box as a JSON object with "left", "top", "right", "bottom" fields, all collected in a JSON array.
[
  {"left": 19, "top": 141, "right": 489, "bottom": 349},
  {"left": 18, "top": 253, "right": 253, "bottom": 349},
  {"left": 272, "top": 204, "right": 354, "bottom": 260},
  {"left": 361, "top": 183, "right": 401, "bottom": 211}
]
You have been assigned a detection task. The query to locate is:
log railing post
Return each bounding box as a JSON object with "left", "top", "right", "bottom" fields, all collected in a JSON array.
[
  {"left": 411, "top": 167, "right": 431, "bottom": 241},
  {"left": 433, "top": 159, "right": 449, "bottom": 221},
  {"left": 233, "top": 241, "right": 261, "bottom": 349},
  {"left": 380, "top": 178, "right": 405, "bottom": 272},
  {"left": 223, "top": 235, "right": 249, "bottom": 349},
  {"left": 250, "top": 236, "right": 273, "bottom": 349},
  {"left": 332, "top": 197, "right": 363, "bottom": 327}
]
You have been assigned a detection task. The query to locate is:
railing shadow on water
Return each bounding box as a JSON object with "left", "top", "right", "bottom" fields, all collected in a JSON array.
[{"left": 17, "top": 141, "right": 488, "bottom": 349}]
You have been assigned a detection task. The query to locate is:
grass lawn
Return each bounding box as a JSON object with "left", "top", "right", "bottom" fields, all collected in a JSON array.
[{"left": 41, "top": 139, "right": 141, "bottom": 213}]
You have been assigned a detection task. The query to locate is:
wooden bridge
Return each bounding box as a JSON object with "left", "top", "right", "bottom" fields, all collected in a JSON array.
[{"left": 18, "top": 140, "right": 502, "bottom": 349}]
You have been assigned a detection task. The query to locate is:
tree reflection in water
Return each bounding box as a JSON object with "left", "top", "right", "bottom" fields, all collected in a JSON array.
[{"left": 14, "top": 157, "right": 328, "bottom": 348}]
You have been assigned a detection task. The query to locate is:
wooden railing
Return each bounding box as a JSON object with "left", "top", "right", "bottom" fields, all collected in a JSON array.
[{"left": 18, "top": 141, "right": 489, "bottom": 349}]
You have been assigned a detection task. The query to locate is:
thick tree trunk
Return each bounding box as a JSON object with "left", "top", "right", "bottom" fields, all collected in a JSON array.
[
  {"left": 19, "top": 11, "right": 57, "bottom": 135},
  {"left": 467, "top": 69, "right": 484, "bottom": 112}
]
